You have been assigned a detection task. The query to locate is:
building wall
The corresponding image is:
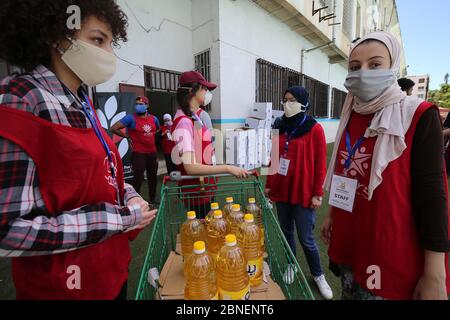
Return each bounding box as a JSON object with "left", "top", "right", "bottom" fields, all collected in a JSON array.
[
  {"left": 96, "top": 0, "right": 196, "bottom": 93},
  {"left": 216, "top": 0, "right": 349, "bottom": 128}
]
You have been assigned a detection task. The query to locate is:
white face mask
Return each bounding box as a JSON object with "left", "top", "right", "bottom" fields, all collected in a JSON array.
[
  {"left": 283, "top": 101, "right": 308, "bottom": 118},
  {"left": 59, "top": 39, "right": 117, "bottom": 87},
  {"left": 344, "top": 69, "right": 397, "bottom": 102},
  {"left": 203, "top": 90, "right": 213, "bottom": 106}
]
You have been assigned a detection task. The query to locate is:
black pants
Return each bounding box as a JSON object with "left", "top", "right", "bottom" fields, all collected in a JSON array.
[
  {"left": 131, "top": 152, "right": 158, "bottom": 203},
  {"left": 164, "top": 154, "right": 177, "bottom": 175}
]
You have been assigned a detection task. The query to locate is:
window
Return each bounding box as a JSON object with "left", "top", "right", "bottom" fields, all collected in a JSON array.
[
  {"left": 418, "top": 86, "right": 425, "bottom": 91},
  {"left": 195, "top": 50, "right": 211, "bottom": 83},
  {"left": 144, "top": 66, "right": 181, "bottom": 93},
  {"left": 418, "top": 78, "right": 425, "bottom": 83},
  {"left": 195, "top": 50, "right": 212, "bottom": 111},
  {"left": 331, "top": 88, "right": 347, "bottom": 119},
  {"left": 342, "top": 0, "right": 354, "bottom": 39},
  {"left": 255, "top": 59, "right": 329, "bottom": 117},
  {"left": 319, "top": 0, "right": 333, "bottom": 14},
  {"left": 418, "top": 94, "right": 425, "bottom": 99}
]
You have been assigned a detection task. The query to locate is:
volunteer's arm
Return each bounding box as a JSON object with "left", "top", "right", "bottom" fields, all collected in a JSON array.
[
  {"left": 410, "top": 107, "right": 449, "bottom": 299},
  {"left": 0, "top": 138, "right": 150, "bottom": 257},
  {"left": 110, "top": 120, "right": 129, "bottom": 139},
  {"left": 182, "top": 152, "right": 247, "bottom": 178}
]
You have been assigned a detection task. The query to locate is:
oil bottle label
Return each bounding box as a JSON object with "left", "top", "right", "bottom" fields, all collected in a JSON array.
[
  {"left": 247, "top": 256, "right": 263, "bottom": 280},
  {"left": 219, "top": 285, "right": 251, "bottom": 300}
]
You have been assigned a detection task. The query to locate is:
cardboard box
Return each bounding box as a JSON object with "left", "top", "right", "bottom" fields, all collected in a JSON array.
[
  {"left": 246, "top": 129, "right": 257, "bottom": 171},
  {"left": 159, "top": 251, "right": 185, "bottom": 299},
  {"left": 255, "top": 130, "right": 264, "bottom": 168},
  {"left": 245, "top": 117, "right": 271, "bottom": 129},
  {"left": 271, "top": 110, "right": 285, "bottom": 126},
  {"left": 225, "top": 129, "right": 247, "bottom": 168},
  {"left": 261, "top": 129, "right": 272, "bottom": 166},
  {"left": 250, "top": 103, "right": 273, "bottom": 121}
]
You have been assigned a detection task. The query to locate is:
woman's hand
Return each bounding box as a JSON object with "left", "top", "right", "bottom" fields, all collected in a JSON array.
[
  {"left": 310, "top": 196, "right": 322, "bottom": 209},
  {"left": 227, "top": 165, "right": 249, "bottom": 178},
  {"left": 126, "top": 197, "right": 157, "bottom": 231},
  {"left": 413, "top": 274, "right": 447, "bottom": 300},
  {"left": 321, "top": 213, "right": 333, "bottom": 246}
]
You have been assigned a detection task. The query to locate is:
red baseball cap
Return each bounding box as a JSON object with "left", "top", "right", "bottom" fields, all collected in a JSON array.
[
  {"left": 136, "top": 96, "right": 149, "bottom": 105},
  {"left": 179, "top": 71, "right": 217, "bottom": 91}
]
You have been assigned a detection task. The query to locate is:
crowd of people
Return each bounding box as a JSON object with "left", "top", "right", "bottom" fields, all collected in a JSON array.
[{"left": 0, "top": 0, "right": 448, "bottom": 300}]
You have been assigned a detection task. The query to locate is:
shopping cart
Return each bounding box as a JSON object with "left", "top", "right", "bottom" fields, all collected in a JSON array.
[{"left": 135, "top": 171, "right": 315, "bottom": 300}]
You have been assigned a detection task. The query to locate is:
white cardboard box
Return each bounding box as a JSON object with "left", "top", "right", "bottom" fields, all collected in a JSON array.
[
  {"left": 261, "top": 129, "right": 272, "bottom": 166},
  {"left": 225, "top": 129, "right": 247, "bottom": 168},
  {"left": 250, "top": 103, "right": 273, "bottom": 121},
  {"left": 255, "top": 130, "right": 264, "bottom": 168},
  {"left": 245, "top": 117, "right": 271, "bottom": 129},
  {"left": 246, "top": 129, "right": 257, "bottom": 170}
]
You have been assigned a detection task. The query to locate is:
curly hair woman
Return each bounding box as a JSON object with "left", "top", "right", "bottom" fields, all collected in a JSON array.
[{"left": 0, "top": 0, "right": 156, "bottom": 300}]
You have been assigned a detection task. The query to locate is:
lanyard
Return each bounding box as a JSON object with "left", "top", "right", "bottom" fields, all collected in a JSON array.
[
  {"left": 192, "top": 113, "right": 205, "bottom": 128},
  {"left": 284, "top": 115, "right": 307, "bottom": 154},
  {"left": 81, "top": 94, "right": 122, "bottom": 206},
  {"left": 344, "top": 129, "right": 365, "bottom": 170}
]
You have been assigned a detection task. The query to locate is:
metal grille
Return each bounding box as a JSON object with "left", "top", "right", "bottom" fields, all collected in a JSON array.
[
  {"left": 303, "top": 75, "right": 329, "bottom": 118},
  {"left": 195, "top": 50, "right": 211, "bottom": 82},
  {"left": 195, "top": 50, "right": 212, "bottom": 111},
  {"left": 144, "top": 66, "right": 181, "bottom": 93},
  {"left": 256, "top": 59, "right": 330, "bottom": 117},
  {"left": 256, "top": 59, "right": 304, "bottom": 111},
  {"left": 331, "top": 88, "right": 347, "bottom": 119},
  {"left": 342, "top": 0, "right": 354, "bottom": 39}
]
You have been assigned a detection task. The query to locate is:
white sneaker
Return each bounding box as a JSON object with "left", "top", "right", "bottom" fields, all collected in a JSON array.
[
  {"left": 314, "top": 274, "right": 333, "bottom": 300},
  {"left": 283, "top": 264, "right": 298, "bottom": 285}
]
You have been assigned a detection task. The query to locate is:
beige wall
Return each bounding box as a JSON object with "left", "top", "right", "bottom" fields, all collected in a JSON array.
[{"left": 407, "top": 75, "right": 430, "bottom": 99}]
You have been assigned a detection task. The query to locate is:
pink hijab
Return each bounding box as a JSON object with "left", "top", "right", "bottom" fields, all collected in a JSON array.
[{"left": 324, "top": 31, "right": 424, "bottom": 200}]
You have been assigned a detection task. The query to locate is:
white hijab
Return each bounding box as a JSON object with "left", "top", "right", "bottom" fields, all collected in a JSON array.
[{"left": 324, "top": 31, "right": 424, "bottom": 200}]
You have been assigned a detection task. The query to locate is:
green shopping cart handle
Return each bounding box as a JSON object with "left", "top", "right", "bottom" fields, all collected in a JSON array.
[{"left": 166, "top": 170, "right": 259, "bottom": 182}]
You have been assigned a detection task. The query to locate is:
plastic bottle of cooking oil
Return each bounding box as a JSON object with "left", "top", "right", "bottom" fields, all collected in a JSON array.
[
  {"left": 245, "top": 197, "right": 265, "bottom": 252},
  {"left": 237, "top": 214, "right": 263, "bottom": 287},
  {"left": 216, "top": 234, "right": 250, "bottom": 300},
  {"left": 181, "top": 211, "right": 207, "bottom": 260},
  {"left": 205, "top": 202, "right": 220, "bottom": 224},
  {"left": 227, "top": 204, "right": 244, "bottom": 236},
  {"left": 222, "top": 197, "right": 234, "bottom": 219},
  {"left": 206, "top": 210, "right": 230, "bottom": 258},
  {"left": 184, "top": 241, "right": 218, "bottom": 300}
]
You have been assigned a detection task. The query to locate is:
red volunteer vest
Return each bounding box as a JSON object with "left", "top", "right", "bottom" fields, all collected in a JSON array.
[
  {"left": 328, "top": 102, "right": 450, "bottom": 299},
  {"left": 171, "top": 114, "right": 217, "bottom": 206},
  {"left": 161, "top": 125, "right": 175, "bottom": 155},
  {"left": 0, "top": 105, "right": 131, "bottom": 300},
  {"left": 128, "top": 114, "right": 157, "bottom": 154}
]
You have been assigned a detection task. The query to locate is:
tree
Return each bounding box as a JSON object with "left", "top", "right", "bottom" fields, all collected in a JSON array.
[{"left": 428, "top": 84, "right": 450, "bottom": 109}]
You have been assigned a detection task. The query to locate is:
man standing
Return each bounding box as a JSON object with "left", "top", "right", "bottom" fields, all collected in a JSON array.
[{"left": 111, "top": 96, "right": 160, "bottom": 204}]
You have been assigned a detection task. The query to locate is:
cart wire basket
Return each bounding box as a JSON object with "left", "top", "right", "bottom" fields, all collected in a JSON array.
[{"left": 135, "top": 172, "right": 315, "bottom": 300}]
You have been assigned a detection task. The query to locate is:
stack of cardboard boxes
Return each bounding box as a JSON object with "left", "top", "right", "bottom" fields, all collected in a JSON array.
[{"left": 225, "top": 103, "right": 273, "bottom": 170}]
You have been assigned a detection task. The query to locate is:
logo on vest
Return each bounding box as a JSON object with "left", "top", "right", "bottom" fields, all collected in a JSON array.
[
  {"left": 104, "top": 152, "right": 119, "bottom": 189},
  {"left": 142, "top": 124, "right": 153, "bottom": 136},
  {"left": 66, "top": 265, "right": 81, "bottom": 290}
]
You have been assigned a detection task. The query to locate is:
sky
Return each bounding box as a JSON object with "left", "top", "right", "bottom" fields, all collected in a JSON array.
[{"left": 396, "top": 0, "right": 450, "bottom": 90}]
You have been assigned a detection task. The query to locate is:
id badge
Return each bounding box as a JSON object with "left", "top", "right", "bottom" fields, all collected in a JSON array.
[
  {"left": 328, "top": 174, "right": 357, "bottom": 212},
  {"left": 278, "top": 157, "right": 290, "bottom": 176}
]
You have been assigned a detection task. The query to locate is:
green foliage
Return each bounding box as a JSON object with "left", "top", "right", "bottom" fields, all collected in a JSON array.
[{"left": 428, "top": 84, "right": 450, "bottom": 108}]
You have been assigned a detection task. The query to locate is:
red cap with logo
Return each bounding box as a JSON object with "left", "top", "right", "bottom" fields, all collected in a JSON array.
[
  {"left": 179, "top": 71, "right": 217, "bottom": 91},
  {"left": 136, "top": 96, "right": 149, "bottom": 105}
]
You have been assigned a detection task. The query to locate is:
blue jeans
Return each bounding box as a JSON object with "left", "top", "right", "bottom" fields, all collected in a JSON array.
[{"left": 276, "top": 202, "right": 323, "bottom": 277}]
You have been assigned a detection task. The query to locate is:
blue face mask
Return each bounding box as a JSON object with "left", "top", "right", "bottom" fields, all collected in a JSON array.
[{"left": 135, "top": 104, "right": 147, "bottom": 114}]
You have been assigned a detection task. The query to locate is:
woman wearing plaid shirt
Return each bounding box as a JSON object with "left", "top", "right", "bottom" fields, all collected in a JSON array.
[{"left": 0, "top": 1, "right": 156, "bottom": 299}]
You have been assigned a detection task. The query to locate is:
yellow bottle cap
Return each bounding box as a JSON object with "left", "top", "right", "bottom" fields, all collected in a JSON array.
[
  {"left": 211, "top": 202, "right": 219, "bottom": 210},
  {"left": 193, "top": 241, "right": 206, "bottom": 254},
  {"left": 187, "top": 211, "right": 196, "bottom": 219},
  {"left": 213, "top": 210, "right": 223, "bottom": 218},
  {"left": 225, "top": 234, "right": 237, "bottom": 246},
  {"left": 249, "top": 197, "right": 256, "bottom": 204},
  {"left": 231, "top": 204, "right": 241, "bottom": 211},
  {"left": 226, "top": 197, "right": 234, "bottom": 203},
  {"left": 244, "top": 214, "right": 254, "bottom": 222}
]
